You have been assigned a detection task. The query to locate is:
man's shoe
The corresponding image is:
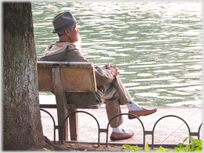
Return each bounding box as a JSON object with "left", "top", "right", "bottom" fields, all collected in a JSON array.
[
  {"left": 128, "top": 108, "right": 157, "bottom": 119},
  {"left": 110, "top": 129, "right": 134, "bottom": 141}
]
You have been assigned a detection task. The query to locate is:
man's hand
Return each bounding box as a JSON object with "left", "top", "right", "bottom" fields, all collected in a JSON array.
[
  {"left": 103, "top": 63, "right": 119, "bottom": 76},
  {"left": 103, "top": 63, "right": 111, "bottom": 69}
]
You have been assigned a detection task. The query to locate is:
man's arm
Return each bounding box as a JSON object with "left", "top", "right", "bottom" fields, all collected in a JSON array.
[
  {"left": 94, "top": 67, "right": 114, "bottom": 86},
  {"left": 68, "top": 51, "right": 117, "bottom": 86}
]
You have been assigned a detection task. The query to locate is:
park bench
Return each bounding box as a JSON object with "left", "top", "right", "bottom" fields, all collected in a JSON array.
[
  {"left": 37, "top": 61, "right": 102, "bottom": 141},
  {"left": 37, "top": 61, "right": 203, "bottom": 148}
]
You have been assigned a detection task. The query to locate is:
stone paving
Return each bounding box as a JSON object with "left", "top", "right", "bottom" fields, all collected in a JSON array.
[{"left": 40, "top": 95, "right": 202, "bottom": 146}]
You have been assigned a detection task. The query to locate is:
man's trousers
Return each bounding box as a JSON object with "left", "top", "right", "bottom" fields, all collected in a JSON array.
[{"left": 103, "top": 75, "right": 131, "bottom": 128}]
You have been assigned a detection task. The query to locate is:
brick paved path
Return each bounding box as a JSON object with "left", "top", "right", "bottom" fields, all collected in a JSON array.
[{"left": 40, "top": 95, "right": 202, "bottom": 146}]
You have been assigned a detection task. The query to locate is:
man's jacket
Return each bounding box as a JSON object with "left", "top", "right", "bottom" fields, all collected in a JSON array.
[{"left": 38, "top": 42, "right": 113, "bottom": 105}]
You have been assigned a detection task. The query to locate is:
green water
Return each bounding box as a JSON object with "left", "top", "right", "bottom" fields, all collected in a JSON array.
[{"left": 32, "top": 1, "right": 202, "bottom": 107}]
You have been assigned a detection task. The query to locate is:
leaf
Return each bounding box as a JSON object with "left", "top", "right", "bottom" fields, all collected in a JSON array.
[
  {"left": 183, "top": 136, "right": 189, "bottom": 143},
  {"left": 122, "top": 144, "right": 136, "bottom": 149},
  {"left": 185, "top": 144, "right": 191, "bottom": 151},
  {"left": 155, "top": 146, "right": 169, "bottom": 152},
  {"left": 189, "top": 135, "right": 194, "bottom": 141},
  {"left": 177, "top": 148, "right": 186, "bottom": 152},
  {"left": 133, "top": 145, "right": 142, "bottom": 152},
  {"left": 193, "top": 139, "right": 202, "bottom": 147},
  {"left": 172, "top": 146, "right": 186, "bottom": 152},
  {"left": 192, "top": 143, "right": 196, "bottom": 150},
  {"left": 145, "top": 142, "right": 150, "bottom": 151},
  {"left": 195, "top": 146, "right": 202, "bottom": 152},
  {"left": 44, "top": 148, "right": 52, "bottom": 152},
  {"left": 177, "top": 143, "right": 184, "bottom": 148},
  {"left": 122, "top": 144, "right": 129, "bottom": 148},
  {"left": 163, "top": 147, "right": 170, "bottom": 151},
  {"left": 172, "top": 147, "right": 180, "bottom": 152},
  {"left": 155, "top": 146, "right": 164, "bottom": 152}
]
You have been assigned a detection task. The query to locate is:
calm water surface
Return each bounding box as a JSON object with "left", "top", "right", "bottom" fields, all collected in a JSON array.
[{"left": 32, "top": 1, "right": 202, "bottom": 107}]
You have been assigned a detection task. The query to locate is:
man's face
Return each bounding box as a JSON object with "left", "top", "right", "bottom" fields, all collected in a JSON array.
[{"left": 67, "top": 24, "right": 79, "bottom": 43}]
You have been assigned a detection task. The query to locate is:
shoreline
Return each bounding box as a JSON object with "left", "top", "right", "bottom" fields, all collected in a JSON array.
[{"left": 39, "top": 95, "right": 202, "bottom": 108}]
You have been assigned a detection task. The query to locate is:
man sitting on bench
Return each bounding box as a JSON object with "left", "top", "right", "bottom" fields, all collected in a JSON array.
[{"left": 38, "top": 11, "right": 157, "bottom": 141}]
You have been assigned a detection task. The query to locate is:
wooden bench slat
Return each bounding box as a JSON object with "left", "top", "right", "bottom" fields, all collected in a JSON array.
[
  {"left": 52, "top": 67, "right": 69, "bottom": 140},
  {"left": 67, "top": 103, "right": 103, "bottom": 109},
  {"left": 37, "top": 61, "right": 94, "bottom": 68},
  {"left": 39, "top": 104, "right": 102, "bottom": 109},
  {"left": 40, "top": 104, "right": 57, "bottom": 108},
  {"left": 61, "top": 67, "right": 96, "bottom": 92},
  {"left": 37, "top": 61, "right": 97, "bottom": 92}
]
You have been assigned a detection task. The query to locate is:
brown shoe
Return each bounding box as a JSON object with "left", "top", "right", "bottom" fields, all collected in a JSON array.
[
  {"left": 128, "top": 107, "right": 157, "bottom": 119},
  {"left": 110, "top": 129, "right": 134, "bottom": 141}
]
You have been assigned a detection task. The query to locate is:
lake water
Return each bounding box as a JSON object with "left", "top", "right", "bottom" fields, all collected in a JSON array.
[{"left": 32, "top": 1, "right": 202, "bottom": 107}]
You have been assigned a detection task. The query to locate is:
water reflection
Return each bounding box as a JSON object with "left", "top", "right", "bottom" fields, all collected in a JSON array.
[{"left": 32, "top": 1, "right": 202, "bottom": 107}]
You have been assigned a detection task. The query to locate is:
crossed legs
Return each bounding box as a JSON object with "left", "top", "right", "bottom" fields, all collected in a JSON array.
[{"left": 103, "top": 76, "right": 157, "bottom": 140}]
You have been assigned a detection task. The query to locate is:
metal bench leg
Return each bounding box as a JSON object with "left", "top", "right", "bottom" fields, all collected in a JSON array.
[{"left": 69, "top": 108, "right": 79, "bottom": 141}]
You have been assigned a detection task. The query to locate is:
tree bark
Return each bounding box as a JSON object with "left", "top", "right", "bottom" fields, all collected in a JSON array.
[{"left": 3, "top": 2, "right": 45, "bottom": 150}]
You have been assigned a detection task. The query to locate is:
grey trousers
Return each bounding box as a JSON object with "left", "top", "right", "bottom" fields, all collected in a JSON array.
[
  {"left": 65, "top": 75, "right": 131, "bottom": 128},
  {"left": 103, "top": 75, "right": 131, "bottom": 128}
]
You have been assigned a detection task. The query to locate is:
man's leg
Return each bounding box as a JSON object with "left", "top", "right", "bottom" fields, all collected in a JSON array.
[
  {"left": 112, "top": 75, "right": 157, "bottom": 119},
  {"left": 110, "top": 75, "right": 131, "bottom": 105},
  {"left": 103, "top": 83, "right": 123, "bottom": 128},
  {"left": 105, "top": 99, "right": 123, "bottom": 128},
  {"left": 103, "top": 84, "right": 134, "bottom": 140},
  {"left": 103, "top": 76, "right": 157, "bottom": 140}
]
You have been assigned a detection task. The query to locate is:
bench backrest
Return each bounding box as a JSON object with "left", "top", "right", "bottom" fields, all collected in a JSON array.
[
  {"left": 37, "top": 61, "right": 97, "bottom": 93},
  {"left": 38, "top": 61, "right": 99, "bottom": 141}
]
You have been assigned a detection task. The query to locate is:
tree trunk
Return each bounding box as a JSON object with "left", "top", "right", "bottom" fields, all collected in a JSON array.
[{"left": 3, "top": 2, "right": 45, "bottom": 150}]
